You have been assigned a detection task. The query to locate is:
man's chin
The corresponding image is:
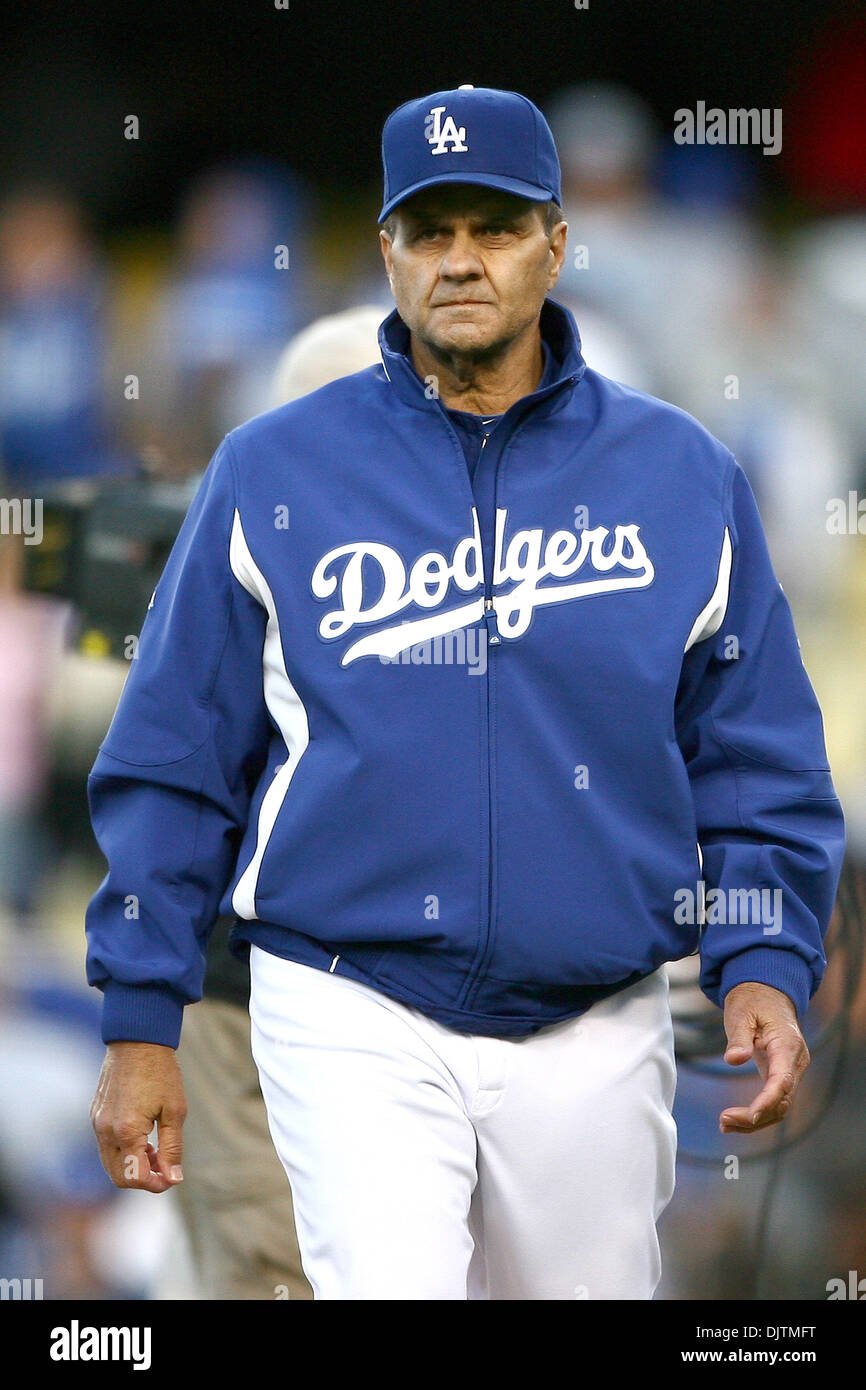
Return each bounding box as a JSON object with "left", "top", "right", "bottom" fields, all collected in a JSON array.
[{"left": 425, "top": 318, "right": 504, "bottom": 360}]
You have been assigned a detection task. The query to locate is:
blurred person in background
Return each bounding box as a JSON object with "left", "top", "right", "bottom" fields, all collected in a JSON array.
[
  {"left": 145, "top": 160, "right": 318, "bottom": 475},
  {"left": 0, "top": 527, "right": 70, "bottom": 937},
  {"left": 0, "top": 187, "right": 191, "bottom": 1301},
  {"left": 0, "top": 187, "right": 135, "bottom": 491},
  {"left": 546, "top": 81, "right": 763, "bottom": 407},
  {"left": 788, "top": 218, "right": 866, "bottom": 493},
  {"left": 767, "top": 226, "right": 866, "bottom": 856},
  {"left": 169, "top": 304, "right": 384, "bottom": 1302},
  {"left": 661, "top": 242, "right": 858, "bottom": 622}
]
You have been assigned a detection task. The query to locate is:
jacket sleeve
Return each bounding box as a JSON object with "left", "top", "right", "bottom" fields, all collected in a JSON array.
[
  {"left": 674, "top": 455, "right": 846, "bottom": 1021},
  {"left": 84, "top": 434, "right": 272, "bottom": 1047}
]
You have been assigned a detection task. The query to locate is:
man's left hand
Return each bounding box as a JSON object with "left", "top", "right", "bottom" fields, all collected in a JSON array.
[{"left": 719, "top": 981, "right": 810, "bottom": 1134}]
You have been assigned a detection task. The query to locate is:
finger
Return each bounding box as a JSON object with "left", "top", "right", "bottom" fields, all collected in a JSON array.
[
  {"left": 99, "top": 1133, "right": 174, "bottom": 1193},
  {"left": 117, "top": 1144, "right": 175, "bottom": 1193},
  {"left": 723, "top": 1011, "right": 757, "bottom": 1065},
  {"left": 98, "top": 1137, "right": 149, "bottom": 1190},
  {"left": 151, "top": 1116, "right": 185, "bottom": 1186},
  {"left": 720, "top": 1060, "right": 799, "bottom": 1132},
  {"left": 92, "top": 1116, "right": 142, "bottom": 1187},
  {"left": 724, "top": 1041, "right": 755, "bottom": 1066},
  {"left": 719, "top": 1100, "right": 792, "bottom": 1133},
  {"left": 752, "top": 1027, "right": 807, "bottom": 1100}
]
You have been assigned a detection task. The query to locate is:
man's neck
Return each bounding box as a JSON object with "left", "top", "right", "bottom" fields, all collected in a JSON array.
[{"left": 409, "top": 323, "right": 545, "bottom": 415}]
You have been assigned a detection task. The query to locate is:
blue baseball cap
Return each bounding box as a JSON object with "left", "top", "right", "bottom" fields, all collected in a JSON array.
[{"left": 378, "top": 85, "right": 562, "bottom": 223}]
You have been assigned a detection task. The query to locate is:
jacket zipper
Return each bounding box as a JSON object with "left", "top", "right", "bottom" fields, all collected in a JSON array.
[
  {"left": 483, "top": 595, "right": 501, "bottom": 645},
  {"left": 428, "top": 403, "right": 550, "bottom": 1010},
  {"left": 475, "top": 429, "right": 500, "bottom": 1011},
  {"left": 428, "top": 409, "right": 503, "bottom": 1011},
  {"left": 480, "top": 435, "right": 502, "bottom": 648}
]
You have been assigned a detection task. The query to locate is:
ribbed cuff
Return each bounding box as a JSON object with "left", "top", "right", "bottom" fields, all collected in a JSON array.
[
  {"left": 719, "top": 947, "right": 814, "bottom": 1022},
  {"left": 101, "top": 982, "right": 185, "bottom": 1048}
]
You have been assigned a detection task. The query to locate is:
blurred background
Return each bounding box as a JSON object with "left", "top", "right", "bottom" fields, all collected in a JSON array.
[{"left": 1, "top": 0, "right": 865, "bottom": 1300}]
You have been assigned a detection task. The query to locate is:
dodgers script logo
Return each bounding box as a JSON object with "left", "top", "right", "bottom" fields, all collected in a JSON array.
[
  {"left": 311, "top": 507, "right": 654, "bottom": 665},
  {"left": 425, "top": 104, "right": 469, "bottom": 154}
]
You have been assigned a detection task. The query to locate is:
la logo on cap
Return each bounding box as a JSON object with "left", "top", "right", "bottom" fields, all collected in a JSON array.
[{"left": 424, "top": 95, "right": 469, "bottom": 154}]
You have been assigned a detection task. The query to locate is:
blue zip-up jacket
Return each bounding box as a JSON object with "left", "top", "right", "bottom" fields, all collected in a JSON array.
[{"left": 85, "top": 298, "right": 846, "bottom": 1048}]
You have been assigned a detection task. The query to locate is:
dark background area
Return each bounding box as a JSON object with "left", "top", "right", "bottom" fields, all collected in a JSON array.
[{"left": 3, "top": 0, "right": 862, "bottom": 229}]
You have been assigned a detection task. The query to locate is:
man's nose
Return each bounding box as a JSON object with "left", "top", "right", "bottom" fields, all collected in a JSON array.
[{"left": 439, "top": 227, "right": 484, "bottom": 279}]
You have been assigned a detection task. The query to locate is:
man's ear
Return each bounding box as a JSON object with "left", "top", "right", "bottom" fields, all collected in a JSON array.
[
  {"left": 546, "top": 219, "right": 568, "bottom": 289},
  {"left": 379, "top": 227, "right": 394, "bottom": 277}
]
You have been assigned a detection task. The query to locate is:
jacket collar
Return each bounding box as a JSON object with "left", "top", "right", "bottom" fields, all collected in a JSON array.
[{"left": 377, "top": 296, "right": 587, "bottom": 415}]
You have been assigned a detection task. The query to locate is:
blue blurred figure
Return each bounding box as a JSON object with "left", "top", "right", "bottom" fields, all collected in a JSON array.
[
  {"left": 0, "top": 188, "right": 133, "bottom": 491},
  {"left": 150, "top": 159, "right": 316, "bottom": 464}
]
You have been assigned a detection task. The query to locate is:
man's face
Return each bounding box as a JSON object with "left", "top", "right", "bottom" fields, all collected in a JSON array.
[{"left": 379, "top": 185, "right": 566, "bottom": 362}]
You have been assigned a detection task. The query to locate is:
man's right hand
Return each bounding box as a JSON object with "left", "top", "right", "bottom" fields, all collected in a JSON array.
[{"left": 91, "top": 1041, "right": 187, "bottom": 1193}]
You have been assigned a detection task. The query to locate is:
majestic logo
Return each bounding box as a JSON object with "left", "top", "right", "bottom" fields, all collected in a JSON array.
[
  {"left": 311, "top": 508, "right": 654, "bottom": 665},
  {"left": 424, "top": 105, "right": 468, "bottom": 154}
]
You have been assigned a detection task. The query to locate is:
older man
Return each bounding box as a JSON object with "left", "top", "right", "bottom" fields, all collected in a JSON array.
[{"left": 87, "top": 86, "right": 845, "bottom": 1300}]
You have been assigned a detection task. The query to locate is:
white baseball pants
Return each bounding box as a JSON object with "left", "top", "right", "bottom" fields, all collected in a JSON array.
[{"left": 248, "top": 945, "right": 677, "bottom": 1300}]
